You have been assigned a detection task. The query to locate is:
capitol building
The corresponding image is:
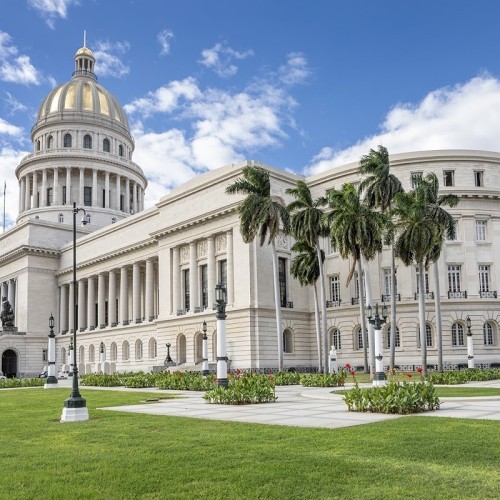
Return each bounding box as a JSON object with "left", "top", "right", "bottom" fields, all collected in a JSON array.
[{"left": 1, "top": 45, "right": 499, "bottom": 378}]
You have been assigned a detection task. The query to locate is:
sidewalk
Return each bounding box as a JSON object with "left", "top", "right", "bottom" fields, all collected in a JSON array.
[{"left": 96, "top": 380, "right": 500, "bottom": 429}]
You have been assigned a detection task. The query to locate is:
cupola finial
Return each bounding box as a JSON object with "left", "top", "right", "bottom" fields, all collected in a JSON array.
[{"left": 83, "top": 30, "right": 86, "bottom": 48}]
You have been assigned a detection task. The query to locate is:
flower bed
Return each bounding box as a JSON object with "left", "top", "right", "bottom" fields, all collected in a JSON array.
[
  {"left": 300, "top": 371, "right": 346, "bottom": 387},
  {"left": 343, "top": 381, "right": 440, "bottom": 414},
  {"left": 427, "top": 368, "right": 500, "bottom": 385}
]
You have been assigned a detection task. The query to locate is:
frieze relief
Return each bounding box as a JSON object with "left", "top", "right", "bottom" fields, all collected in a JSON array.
[
  {"left": 216, "top": 234, "right": 227, "bottom": 254},
  {"left": 180, "top": 245, "right": 190, "bottom": 264},
  {"left": 276, "top": 231, "right": 288, "bottom": 250},
  {"left": 197, "top": 240, "right": 207, "bottom": 258}
]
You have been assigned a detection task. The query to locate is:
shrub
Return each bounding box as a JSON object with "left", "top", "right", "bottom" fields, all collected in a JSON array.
[
  {"left": 0, "top": 378, "right": 45, "bottom": 388},
  {"left": 155, "top": 371, "right": 216, "bottom": 391},
  {"left": 273, "top": 371, "right": 302, "bottom": 385},
  {"left": 300, "top": 371, "right": 346, "bottom": 387},
  {"left": 343, "top": 381, "right": 440, "bottom": 414},
  {"left": 204, "top": 372, "right": 276, "bottom": 404},
  {"left": 80, "top": 374, "right": 124, "bottom": 387},
  {"left": 427, "top": 368, "right": 500, "bottom": 385}
]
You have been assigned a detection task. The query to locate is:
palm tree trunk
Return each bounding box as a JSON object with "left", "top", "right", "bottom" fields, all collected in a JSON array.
[
  {"left": 313, "top": 282, "right": 322, "bottom": 373},
  {"left": 316, "top": 244, "right": 328, "bottom": 373},
  {"left": 418, "top": 261, "right": 427, "bottom": 376},
  {"left": 357, "top": 258, "right": 369, "bottom": 372},
  {"left": 361, "top": 253, "right": 375, "bottom": 378},
  {"left": 271, "top": 240, "right": 283, "bottom": 371},
  {"left": 433, "top": 261, "right": 443, "bottom": 371},
  {"left": 389, "top": 245, "right": 397, "bottom": 370}
]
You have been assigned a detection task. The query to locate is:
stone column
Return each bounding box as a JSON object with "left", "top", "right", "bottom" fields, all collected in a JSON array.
[
  {"left": 132, "top": 182, "right": 138, "bottom": 214},
  {"left": 87, "top": 276, "right": 95, "bottom": 329},
  {"left": 189, "top": 242, "right": 197, "bottom": 310},
  {"left": 98, "top": 273, "right": 106, "bottom": 327},
  {"left": 78, "top": 279, "right": 86, "bottom": 331},
  {"left": 207, "top": 236, "right": 215, "bottom": 309},
  {"left": 92, "top": 169, "right": 98, "bottom": 207},
  {"left": 32, "top": 172, "right": 38, "bottom": 208},
  {"left": 172, "top": 247, "right": 180, "bottom": 314},
  {"left": 41, "top": 169, "right": 47, "bottom": 206},
  {"left": 125, "top": 178, "right": 130, "bottom": 213},
  {"left": 66, "top": 168, "right": 71, "bottom": 205},
  {"left": 7, "top": 279, "right": 15, "bottom": 312},
  {"left": 105, "top": 172, "right": 110, "bottom": 209},
  {"left": 60, "top": 284, "right": 68, "bottom": 333},
  {"left": 1, "top": 282, "right": 7, "bottom": 300},
  {"left": 227, "top": 229, "right": 234, "bottom": 306},
  {"left": 116, "top": 174, "right": 121, "bottom": 211},
  {"left": 24, "top": 173, "right": 31, "bottom": 211},
  {"left": 145, "top": 258, "right": 154, "bottom": 321},
  {"left": 68, "top": 282, "right": 74, "bottom": 333},
  {"left": 19, "top": 177, "right": 25, "bottom": 213},
  {"left": 53, "top": 168, "right": 59, "bottom": 206},
  {"left": 132, "top": 262, "right": 141, "bottom": 323},
  {"left": 108, "top": 270, "right": 116, "bottom": 326},
  {"left": 79, "top": 168, "right": 85, "bottom": 206},
  {"left": 120, "top": 266, "right": 128, "bottom": 324}
]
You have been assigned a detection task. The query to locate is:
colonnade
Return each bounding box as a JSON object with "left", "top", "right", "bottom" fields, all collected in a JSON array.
[
  {"left": 18, "top": 167, "right": 145, "bottom": 214},
  {"left": 59, "top": 258, "right": 157, "bottom": 334}
]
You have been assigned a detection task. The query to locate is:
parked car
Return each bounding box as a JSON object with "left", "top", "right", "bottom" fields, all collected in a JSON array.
[
  {"left": 58, "top": 370, "right": 71, "bottom": 378},
  {"left": 38, "top": 371, "right": 48, "bottom": 378},
  {"left": 0, "top": 375, "right": 6, "bottom": 381}
]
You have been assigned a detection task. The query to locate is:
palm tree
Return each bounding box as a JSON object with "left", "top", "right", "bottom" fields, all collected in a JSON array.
[
  {"left": 359, "top": 145, "right": 403, "bottom": 370},
  {"left": 226, "top": 165, "right": 290, "bottom": 371},
  {"left": 290, "top": 239, "right": 324, "bottom": 372},
  {"left": 325, "top": 183, "right": 386, "bottom": 374},
  {"left": 392, "top": 173, "right": 456, "bottom": 376},
  {"left": 286, "top": 180, "right": 329, "bottom": 372}
]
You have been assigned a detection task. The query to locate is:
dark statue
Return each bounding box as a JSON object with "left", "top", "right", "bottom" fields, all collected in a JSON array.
[{"left": 1, "top": 297, "right": 15, "bottom": 327}]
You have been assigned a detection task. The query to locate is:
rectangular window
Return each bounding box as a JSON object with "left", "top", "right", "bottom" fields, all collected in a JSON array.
[
  {"left": 476, "top": 220, "right": 487, "bottom": 241},
  {"left": 47, "top": 187, "right": 53, "bottom": 206},
  {"left": 411, "top": 172, "right": 423, "bottom": 189},
  {"left": 200, "top": 264, "right": 208, "bottom": 308},
  {"left": 474, "top": 170, "right": 484, "bottom": 187},
  {"left": 62, "top": 186, "right": 67, "bottom": 205},
  {"left": 84, "top": 186, "right": 92, "bottom": 206},
  {"left": 357, "top": 329, "right": 363, "bottom": 350},
  {"left": 218, "top": 259, "right": 227, "bottom": 287},
  {"left": 120, "top": 194, "right": 124, "bottom": 211},
  {"left": 479, "top": 265, "right": 490, "bottom": 293},
  {"left": 102, "top": 189, "right": 106, "bottom": 208},
  {"left": 383, "top": 269, "right": 397, "bottom": 296},
  {"left": 448, "top": 265, "right": 461, "bottom": 292},
  {"left": 105, "top": 301, "right": 109, "bottom": 325},
  {"left": 183, "top": 269, "right": 190, "bottom": 311},
  {"left": 278, "top": 257, "right": 287, "bottom": 307},
  {"left": 330, "top": 275, "right": 340, "bottom": 302},
  {"left": 416, "top": 267, "right": 430, "bottom": 294},
  {"left": 443, "top": 170, "right": 455, "bottom": 187}
]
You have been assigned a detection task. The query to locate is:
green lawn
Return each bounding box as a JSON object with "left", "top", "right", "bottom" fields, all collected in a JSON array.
[{"left": 1, "top": 388, "right": 499, "bottom": 499}]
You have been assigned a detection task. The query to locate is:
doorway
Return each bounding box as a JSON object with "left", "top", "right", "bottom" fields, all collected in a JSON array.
[{"left": 1, "top": 349, "right": 17, "bottom": 378}]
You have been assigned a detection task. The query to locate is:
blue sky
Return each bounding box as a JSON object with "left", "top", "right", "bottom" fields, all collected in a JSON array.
[{"left": 2, "top": 0, "right": 500, "bottom": 224}]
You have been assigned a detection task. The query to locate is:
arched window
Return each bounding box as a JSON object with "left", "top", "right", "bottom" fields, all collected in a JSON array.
[
  {"left": 58, "top": 213, "right": 64, "bottom": 223},
  {"left": 89, "top": 344, "right": 95, "bottom": 363},
  {"left": 36, "top": 140, "right": 40, "bottom": 151},
  {"left": 47, "top": 136, "right": 53, "bottom": 149},
  {"left": 79, "top": 345, "right": 84, "bottom": 364},
  {"left": 63, "top": 133, "right": 72, "bottom": 147},
  {"left": 148, "top": 338, "right": 157, "bottom": 359},
  {"left": 330, "top": 328, "right": 341, "bottom": 350},
  {"left": 194, "top": 332, "right": 203, "bottom": 363},
  {"left": 283, "top": 328, "right": 294, "bottom": 354},
  {"left": 483, "top": 322, "right": 495, "bottom": 346},
  {"left": 386, "top": 326, "right": 400, "bottom": 349},
  {"left": 355, "top": 326, "right": 364, "bottom": 350},
  {"left": 103, "top": 138, "right": 110, "bottom": 152},
  {"left": 135, "top": 339, "right": 143, "bottom": 360},
  {"left": 177, "top": 334, "right": 186, "bottom": 364},
  {"left": 122, "top": 341, "right": 130, "bottom": 361},
  {"left": 110, "top": 342, "right": 117, "bottom": 361},
  {"left": 451, "top": 323, "right": 464, "bottom": 346},
  {"left": 83, "top": 134, "right": 92, "bottom": 149},
  {"left": 118, "top": 144, "right": 124, "bottom": 157},
  {"left": 418, "top": 324, "right": 433, "bottom": 348}
]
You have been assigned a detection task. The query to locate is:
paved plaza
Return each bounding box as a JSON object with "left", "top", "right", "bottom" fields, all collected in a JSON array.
[{"left": 93, "top": 380, "right": 500, "bottom": 428}]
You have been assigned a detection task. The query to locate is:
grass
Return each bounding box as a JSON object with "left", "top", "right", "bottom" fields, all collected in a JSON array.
[{"left": 0, "top": 388, "right": 499, "bottom": 499}]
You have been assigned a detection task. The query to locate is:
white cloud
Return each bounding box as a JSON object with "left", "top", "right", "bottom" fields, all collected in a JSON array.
[
  {"left": 0, "top": 31, "right": 43, "bottom": 85},
  {"left": 157, "top": 29, "right": 174, "bottom": 56},
  {"left": 199, "top": 42, "right": 253, "bottom": 78},
  {"left": 0, "top": 117, "right": 23, "bottom": 137},
  {"left": 94, "top": 40, "right": 130, "bottom": 78},
  {"left": 3, "top": 92, "right": 28, "bottom": 115},
  {"left": 279, "top": 52, "right": 311, "bottom": 86},
  {"left": 124, "top": 77, "right": 201, "bottom": 116},
  {"left": 306, "top": 75, "right": 500, "bottom": 175},
  {"left": 27, "top": 0, "right": 79, "bottom": 29}
]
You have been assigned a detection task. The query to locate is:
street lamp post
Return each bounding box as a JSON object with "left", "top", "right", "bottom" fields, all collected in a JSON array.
[
  {"left": 61, "top": 202, "right": 89, "bottom": 422},
  {"left": 367, "top": 303, "right": 388, "bottom": 386},
  {"left": 44, "top": 314, "right": 58, "bottom": 388},
  {"left": 466, "top": 316, "right": 475, "bottom": 369},
  {"left": 165, "top": 343, "right": 173, "bottom": 363},
  {"left": 215, "top": 283, "right": 228, "bottom": 388},
  {"left": 201, "top": 320, "right": 209, "bottom": 377}
]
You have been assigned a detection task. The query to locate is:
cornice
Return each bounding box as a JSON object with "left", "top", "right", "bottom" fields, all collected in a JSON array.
[{"left": 0, "top": 244, "right": 61, "bottom": 266}]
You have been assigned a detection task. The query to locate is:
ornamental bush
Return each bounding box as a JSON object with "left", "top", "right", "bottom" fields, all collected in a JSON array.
[
  {"left": 273, "top": 371, "right": 302, "bottom": 385},
  {"left": 427, "top": 368, "right": 500, "bottom": 385},
  {"left": 156, "top": 371, "right": 216, "bottom": 391},
  {"left": 343, "top": 381, "right": 440, "bottom": 414},
  {"left": 300, "top": 371, "right": 346, "bottom": 387},
  {"left": 80, "top": 374, "right": 124, "bottom": 386},
  {"left": 204, "top": 372, "right": 276, "bottom": 404},
  {"left": 0, "top": 377, "right": 45, "bottom": 388}
]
